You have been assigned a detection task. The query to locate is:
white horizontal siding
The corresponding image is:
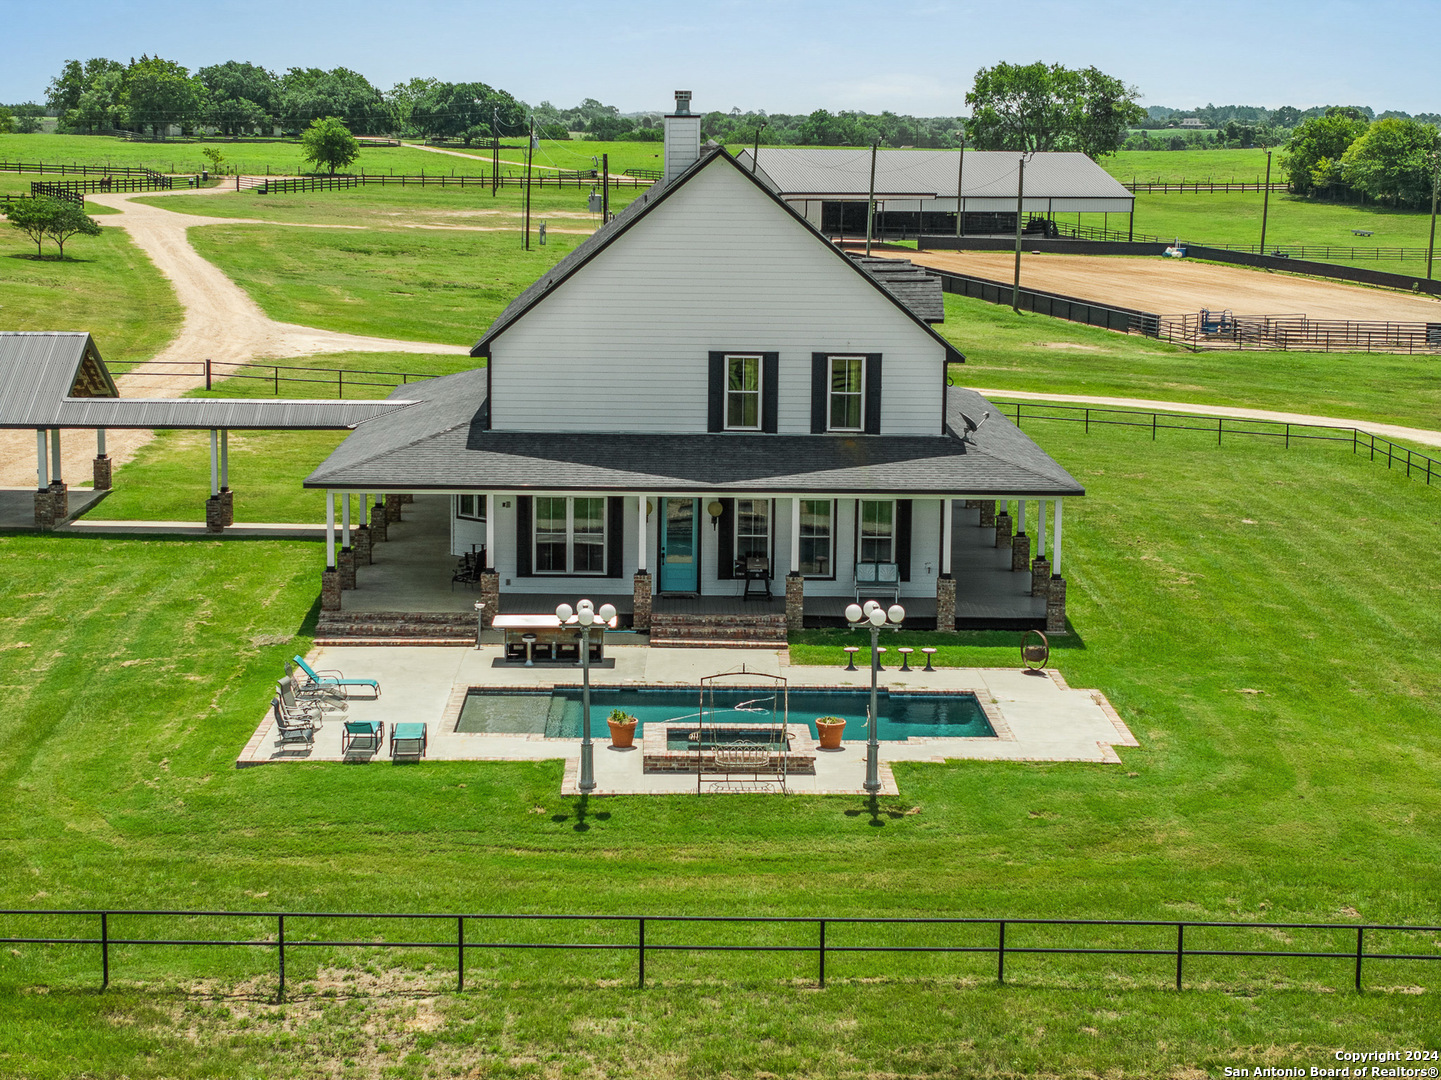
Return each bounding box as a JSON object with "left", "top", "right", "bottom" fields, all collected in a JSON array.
[{"left": 491, "top": 161, "right": 946, "bottom": 437}]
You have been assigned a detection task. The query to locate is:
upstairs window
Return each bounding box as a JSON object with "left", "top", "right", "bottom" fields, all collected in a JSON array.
[
  {"left": 725, "top": 354, "right": 762, "bottom": 430},
  {"left": 829, "top": 355, "right": 865, "bottom": 431}
]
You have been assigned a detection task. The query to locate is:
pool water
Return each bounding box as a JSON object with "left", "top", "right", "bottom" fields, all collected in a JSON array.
[{"left": 456, "top": 686, "right": 994, "bottom": 741}]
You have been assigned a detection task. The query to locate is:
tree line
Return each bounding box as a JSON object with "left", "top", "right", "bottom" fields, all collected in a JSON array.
[{"left": 1281, "top": 108, "right": 1440, "bottom": 208}]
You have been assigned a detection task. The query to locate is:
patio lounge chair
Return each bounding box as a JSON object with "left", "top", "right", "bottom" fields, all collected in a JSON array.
[
  {"left": 285, "top": 661, "right": 347, "bottom": 705},
  {"left": 277, "top": 676, "right": 338, "bottom": 723},
  {"left": 291, "top": 656, "right": 381, "bottom": 699},
  {"left": 271, "top": 697, "right": 315, "bottom": 746},
  {"left": 341, "top": 719, "right": 384, "bottom": 754}
]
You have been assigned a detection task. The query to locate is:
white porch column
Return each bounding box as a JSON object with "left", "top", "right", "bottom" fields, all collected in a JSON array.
[
  {"left": 49, "top": 428, "right": 61, "bottom": 482},
  {"left": 36, "top": 430, "right": 48, "bottom": 488},
  {"left": 485, "top": 494, "right": 496, "bottom": 567},
  {"left": 790, "top": 496, "right": 802, "bottom": 574},
  {"left": 941, "top": 497, "right": 953, "bottom": 573},
  {"left": 208, "top": 430, "right": 219, "bottom": 496},
  {"left": 96, "top": 428, "right": 106, "bottom": 456},
  {"left": 1053, "top": 499, "right": 1063, "bottom": 575},
  {"left": 325, "top": 491, "right": 336, "bottom": 568},
  {"left": 635, "top": 494, "right": 646, "bottom": 571},
  {"left": 341, "top": 492, "right": 351, "bottom": 547},
  {"left": 1038, "top": 500, "right": 1048, "bottom": 557},
  {"left": 220, "top": 430, "right": 229, "bottom": 488}
]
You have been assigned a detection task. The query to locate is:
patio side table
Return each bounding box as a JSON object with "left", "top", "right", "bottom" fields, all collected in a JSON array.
[{"left": 391, "top": 722, "right": 427, "bottom": 761}]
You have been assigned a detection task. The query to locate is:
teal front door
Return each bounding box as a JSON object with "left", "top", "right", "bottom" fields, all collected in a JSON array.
[{"left": 659, "top": 498, "right": 699, "bottom": 593}]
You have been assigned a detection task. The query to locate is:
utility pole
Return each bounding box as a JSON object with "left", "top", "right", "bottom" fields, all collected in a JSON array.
[
  {"left": 955, "top": 134, "right": 966, "bottom": 238},
  {"left": 523, "top": 117, "right": 534, "bottom": 251},
  {"left": 602, "top": 153, "right": 609, "bottom": 223},
  {"left": 752, "top": 122, "right": 767, "bottom": 173},
  {"left": 1259, "top": 149, "right": 1273, "bottom": 255},
  {"left": 492, "top": 136, "right": 499, "bottom": 197},
  {"left": 1428, "top": 148, "right": 1439, "bottom": 280},
  {"left": 865, "top": 139, "right": 879, "bottom": 256},
  {"left": 1012, "top": 155, "right": 1027, "bottom": 312}
]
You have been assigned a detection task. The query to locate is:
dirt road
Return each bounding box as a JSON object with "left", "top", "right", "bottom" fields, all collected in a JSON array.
[
  {"left": 903, "top": 249, "right": 1441, "bottom": 322},
  {"left": 0, "top": 183, "right": 469, "bottom": 488}
]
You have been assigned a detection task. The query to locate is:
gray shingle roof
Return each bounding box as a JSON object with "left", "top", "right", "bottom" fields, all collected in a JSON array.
[
  {"left": 0, "top": 331, "right": 416, "bottom": 430},
  {"left": 847, "top": 256, "right": 944, "bottom": 323},
  {"left": 304, "top": 373, "right": 1082, "bottom": 497},
  {"left": 739, "top": 147, "right": 1134, "bottom": 204},
  {"left": 471, "top": 147, "right": 964, "bottom": 361}
]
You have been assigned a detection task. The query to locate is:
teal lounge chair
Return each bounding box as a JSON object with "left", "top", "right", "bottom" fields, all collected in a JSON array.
[
  {"left": 292, "top": 656, "right": 381, "bottom": 699},
  {"left": 341, "top": 719, "right": 384, "bottom": 755}
]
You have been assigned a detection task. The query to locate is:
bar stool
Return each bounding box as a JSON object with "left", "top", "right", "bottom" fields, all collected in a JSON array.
[
  {"left": 521, "top": 633, "right": 537, "bottom": 667},
  {"left": 875, "top": 646, "right": 887, "bottom": 671},
  {"left": 897, "top": 646, "right": 914, "bottom": 672},
  {"left": 921, "top": 646, "right": 937, "bottom": 672},
  {"left": 843, "top": 646, "right": 860, "bottom": 672}
]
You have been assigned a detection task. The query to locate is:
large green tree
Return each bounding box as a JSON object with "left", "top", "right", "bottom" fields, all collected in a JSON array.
[
  {"left": 300, "top": 116, "right": 360, "bottom": 174},
  {"left": 198, "top": 60, "right": 279, "bottom": 135},
  {"left": 120, "top": 56, "right": 204, "bottom": 136},
  {"left": 278, "top": 67, "right": 385, "bottom": 134},
  {"left": 3, "top": 196, "right": 101, "bottom": 259},
  {"left": 1340, "top": 118, "right": 1441, "bottom": 208},
  {"left": 1279, "top": 109, "right": 1370, "bottom": 196},
  {"left": 965, "top": 62, "right": 1143, "bottom": 157}
]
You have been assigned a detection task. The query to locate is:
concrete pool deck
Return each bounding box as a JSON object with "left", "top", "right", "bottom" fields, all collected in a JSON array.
[{"left": 237, "top": 645, "right": 1138, "bottom": 794}]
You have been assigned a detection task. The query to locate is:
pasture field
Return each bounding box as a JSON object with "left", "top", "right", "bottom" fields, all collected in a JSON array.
[
  {"left": 0, "top": 207, "right": 180, "bottom": 364},
  {"left": 1103, "top": 148, "right": 1273, "bottom": 184},
  {"left": 2, "top": 418, "right": 1439, "bottom": 1077}
]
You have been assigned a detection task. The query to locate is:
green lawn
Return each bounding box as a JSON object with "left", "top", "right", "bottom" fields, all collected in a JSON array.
[
  {"left": 2, "top": 419, "right": 1439, "bottom": 1076},
  {"left": 0, "top": 211, "right": 180, "bottom": 365},
  {"left": 938, "top": 294, "right": 1441, "bottom": 432},
  {"left": 1103, "top": 148, "right": 1275, "bottom": 184},
  {"left": 185, "top": 223, "right": 582, "bottom": 345},
  {"left": 95, "top": 351, "right": 481, "bottom": 523}
]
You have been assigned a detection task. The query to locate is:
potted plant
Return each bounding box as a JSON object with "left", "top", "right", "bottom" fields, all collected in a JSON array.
[
  {"left": 607, "top": 707, "right": 638, "bottom": 748},
  {"left": 815, "top": 716, "right": 847, "bottom": 750}
]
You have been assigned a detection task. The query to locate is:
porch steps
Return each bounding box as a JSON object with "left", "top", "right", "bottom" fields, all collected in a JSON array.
[
  {"left": 648, "top": 611, "right": 789, "bottom": 648},
  {"left": 317, "top": 610, "right": 476, "bottom": 645}
]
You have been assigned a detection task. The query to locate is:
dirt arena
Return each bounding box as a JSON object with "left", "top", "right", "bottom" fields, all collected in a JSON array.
[{"left": 900, "top": 250, "right": 1441, "bottom": 322}]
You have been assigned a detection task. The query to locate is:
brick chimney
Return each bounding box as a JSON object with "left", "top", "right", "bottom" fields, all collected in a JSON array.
[{"left": 663, "top": 90, "right": 701, "bottom": 185}]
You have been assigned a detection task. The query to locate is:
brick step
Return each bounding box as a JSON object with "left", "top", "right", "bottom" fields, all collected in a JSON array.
[
  {"left": 321, "top": 610, "right": 476, "bottom": 627},
  {"left": 647, "top": 637, "right": 787, "bottom": 650},
  {"left": 314, "top": 637, "right": 473, "bottom": 647}
]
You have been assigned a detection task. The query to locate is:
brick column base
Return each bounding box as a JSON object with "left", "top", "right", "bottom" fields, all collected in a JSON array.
[
  {"left": 935, "top": 573, "right": 956, "bottom": 632},
  {"left": 220, "top": 487, "right": 234, "bottom": 527},
  {"left": 93, "top": 455, "right": 112, "bottom": 490},
  {"left": 978, "top": 500, "right": 996, "bottom": 527},
  {"left": 401, "top": 493, "right": 414, "bottom": 504},
  {"left": 353, "top": 523, "right": 372, "bottom": 565},
  {"left": 632, "top": 570, "right": 653, "bottom": 632},
  {"left": 1011, "top": 532, "right": 1030, "bottom": 572},
  {"left": 994, "top": 510, "right": 1012, "bottom": 548},
  {"left": 1046, "top": 575, "right": 1068, "bottom": 634},
  {"left": 369, "top": 502, "right": 388, "bottom": 542},
  {"left": 478, "top": 570, "right": 500, "bottom": 628},
  {"left": 384, "top": 494, "right": 403, "bottom": 524},
  {"left": 48, "top": 481, "right": 68, "bottom": 521},
  {"left": 33, "top": 489, "right": 56, "bottom": 531},
  {"left": 205, "top": 494, "right": 225, "bottom": 533},
  {"left": 1030, "top": 555, "right": 1051, "bottom": 598},
  {"left": 321, "top": 568, "right": 342, "bottom": 612},
  {"left": 338, "top": 547, "right": 356, "bottom": 590},
  {"left": 785, "top": 572, "right": 805, "bottom": 636}
]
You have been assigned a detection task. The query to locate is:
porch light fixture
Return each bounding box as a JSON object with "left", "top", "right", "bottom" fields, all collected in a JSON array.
[
  {"left": 845, "top": 599, "right": 905, "bottom": 794},
  {"left": 707, "top": 500, "right": 724, "bottom": 530},
  {"left": 556, "top": 598, "right": 618, "bottom": 794}
]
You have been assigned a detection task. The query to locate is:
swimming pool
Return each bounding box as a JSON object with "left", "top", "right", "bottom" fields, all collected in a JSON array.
[{"left": 456, "top": 686, "right": 995, "bottom": 741}]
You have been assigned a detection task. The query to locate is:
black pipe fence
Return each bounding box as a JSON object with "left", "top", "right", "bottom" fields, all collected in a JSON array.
[
  {"left": 0, "top": 160, "right": 169, "bottom": 178},
  {"left": 3, "top": 909, "right": 1437, "bottom": 998},
  {"left": 244, "top": 170, "right": 651, "bottom": 194},
  {"left": 1156, "top": 313, "right": 1441, "bottom": 354},
  {"left": 987, "top": 399, "right": 1440, "bottom": 486},
  {"left": 106, "top": 358, "right": 429, "bottom": 398},
  {"left": 31, "top": 176, "right": 175, "bottom": 203},
  {"left": 933, "top": 269, "right": 1159, "bottom": 336},
  {"left": 1124, "top": 180, "right": 1292, "bottom": 193},
  {"left": 1046, "top": 218, "right": 1435, "bottom": 264}
]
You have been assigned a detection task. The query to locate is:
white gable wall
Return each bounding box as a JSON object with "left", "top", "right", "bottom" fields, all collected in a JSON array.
[{"left": 490, "top": 160, "right": 946, "bottom": 436}]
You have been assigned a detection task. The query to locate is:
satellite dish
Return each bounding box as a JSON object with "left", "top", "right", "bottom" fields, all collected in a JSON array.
[
  {"left": 959, "top": 410, "right": 991, "bottom": 443},
  {"left": 961, "top": 411, "right": 978, "bottom": 433}
]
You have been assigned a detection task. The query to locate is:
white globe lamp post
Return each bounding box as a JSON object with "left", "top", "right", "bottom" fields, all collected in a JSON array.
[
  {"left": 557, "top": 599, "right": 618, "bottom": 794},
  {"left": 846, "top": 600, "right": 905, "bottom": 793}
]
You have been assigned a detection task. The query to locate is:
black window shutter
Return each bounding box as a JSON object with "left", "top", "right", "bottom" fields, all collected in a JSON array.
[
  {"left": 707, "top": 352, "right": 725, "bottom": 432},
  {"left": 896, "top": 499, "right": 913, "bottom": 581},
  {"left": 516, "top": 496, "right": 532, "bottom": 577},
  {"left": 607, "top": 496, "right": 624, "bottom": 578},
  {"left": 864, "top": 353, "right": 883, "bottom": 435},
  {"left": 810, "top": 353, "right": 828, "bottom": 433},
  {"left": 762, "top": 352, "right": 779, "bottom": 433},
  {"left": 718, "top": 499, "right": 735, "bottom": 578}
]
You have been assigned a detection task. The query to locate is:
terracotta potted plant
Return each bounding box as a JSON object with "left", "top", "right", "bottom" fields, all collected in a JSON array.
[
  {"left": 815, "top": 716, "right": 847, "bottom": 750},
  {"left": 607, "top": 708, "right": 638, "bottom": 748}
]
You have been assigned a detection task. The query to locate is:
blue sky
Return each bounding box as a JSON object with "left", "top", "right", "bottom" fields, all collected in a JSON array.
[{"left": 5, "top": 0, "right": 1439, "bottom": 115}]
